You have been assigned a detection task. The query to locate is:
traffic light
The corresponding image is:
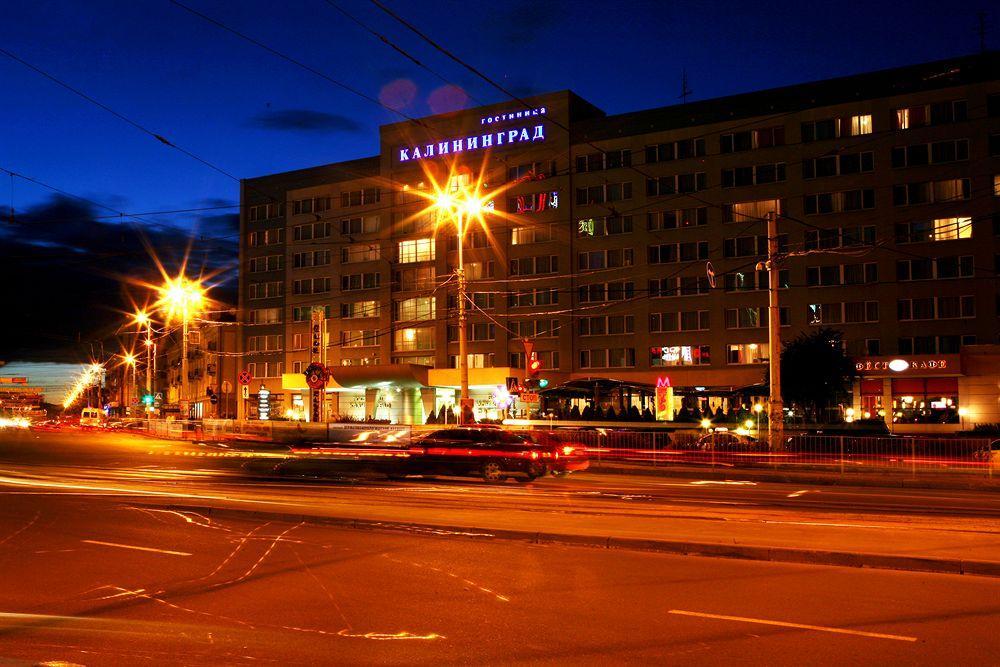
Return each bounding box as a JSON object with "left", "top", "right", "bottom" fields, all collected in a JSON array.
[
  {"left": 538, "top": 378, "right": 549, "bottom": 389},
  {"left": 141, "top": 394, "right": 154, "bottom": 406},
  {"left": 528, "top": 356, "right": 542, "bottom": 378}
]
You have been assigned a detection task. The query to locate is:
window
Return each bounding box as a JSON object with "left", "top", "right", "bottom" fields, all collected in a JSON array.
[
  {"left": 340, "top": 187, "right": 380, "bottom": 208},
  {"left": 899, "top": 336, "right": 974, "bottom": 355},
  {"left": 247, "top": 361, "right": 283, "bottom": 378},
  {"left": 897, "top": 256, "right": 973, "bottom": 280},
  {"left": 804, "top": 225, "right": 876, "bottom": 250},
  {"left": 578, "top": 215, "right": 634, "bottom": 236},
  {"left": 508, "top": 191, "right": 559, "bottom": 214},
  {"left": 650, "top": 276, "right": 710, "bottom": 297},
  {"left": 721, "top": 163, "right": 786, "bottom": 188},
  {"left": 726, "top": 343, "right": 766, "bottom": 364},
  {"left": 647, "top": 207, "right": 707, "bottom": 231},
  {"left": 648, "top": 242, "right": 708, "bottom": 264},
  {"left": 448, "top": 323, "right": 495, "bottom": 342},
  {"left": 292, "top": 305, "right": 330, "bottom": 322},
  {"left": 578, "top": 281, "right": 634, "bottom": 303},
  {"left": 247, "top": 334, "right": 283, "bottom": 353},
  {"left": 801, "top": 115, "right": 872, "bottom": 142},
  {"left": 292, "top": 197, "right": 331, "bottom": 215},
  {"left": 393, "top": 327, "right": 434, "bottom": 351},
  {"left": 723, "top": 269, "right": 790, "bottom": 292},
  {"left": 507, "top": 161, "right": 549, "bottom": 181},
  {"left": 248, "top": 228, "right": 285, "bottom": 247},
  {"left": 806, "top": 263, "right": 878, "bottom": 286},
  {"left": 891, "top": 139, "right": 969, "bottom": 168},
  {"left": 894, "top": 100, "right": 967, "bottom": 129},
  {"left": 341, "top": 330, "right": 379, "bottom": 347},
  {"left": 462, "top": 261, "right": 494, "bottom": 280},
  {"left": 341, "top": 300, "right": 380, "bottom": 319},
  {"left": 341, "top": 272, "right": 381, "bottom": 290},
  {"left": 898, "top": 296, "right": 974, "bottom": 320},
  {"left": 576, "top": 182, "right": 634, "bottom": 205},
  {"left": 394, "top": 266, "right": 436, "bottom": 291},
  {"left": 722, "top": 199, "right": 780, "bottom": 223},
  {"left": 248, "top": 255, "right": 284, "bottom": 273},
  {"left": 651, "top": 345, "right": 711, "bottom": 366},
  {"left": 292, "top": 277, "right": 331, "bottom": 295},
  {"left": 393, "top": 297, "right": 435, "bottom": 322},
  {"left": 340, "top": 215, "right": 380, "bottom": 235},
  {"left": 895, "top": 217, "right": 972, "bottom": 243},
  {"left": 804, "top": 189, "right": 875, "bottom": 214},
  {"left": 449, "top": 353, "right": 495, "bottom": 369},
  {"left": 397, "top": 238, "right": 435, "bottom": 263},
  {"left": 646, "top": 173, "right": 707, "bottom": 196},
  {"left": 512, "top": 319, "right": 560, "bottom": 338},
  {"left": 645, "top": 138, "right": 706, "bottom": 162},
  {"left": 723, "top": 235, "right": 766, "bottom": 258},
  {"left": 809, "top": 301, "right": 878, "bottom": 325},
  {"left": 511, "top": 224, "right": 555, "bottom": 245},
  {"left": 579, "top": 348, "right": 635, "bottom": 369},
  {"left": 293, "top": 250, "right": 331, "bottom": 268},
  {"left": 510, "top": 255, "right": 559, "bottom": 276},
  {"left": 579, "top": 315, "right": 636, "bottom": 336},
  {"left": 649, "top": 310, "right": 709, "bottom": 332},
  {"left": 293, "top": 221, "right": 332, "bottom": 241},
  {"left": 720, "top": 126, "right": 784, "bottom": 153},
  {"left": 248, "top": 202, "right": 284, "bottom": 222},
  {"left": 576, "top": 149, "right": 632, "bottom": 172},
  {"left": 802, "top": 152, "right": 874, "bottom": 178},
  {"left": 248, "top": 308, "right": 281, "bottom": 325},
  {"left": 850, "top": 114, "right": 873, "bottom": 136},
  {"left": 248, "top": 281, "right": 283, "bottom": 300},
  {"left": 893, "top": 179, "right": 970, "bottom": 206},
  {"left": 579, "top": 248, "right": 635, "bottom": 270},
  {"left": 507, "top": 288, "right": 559, "bottom": 308}
]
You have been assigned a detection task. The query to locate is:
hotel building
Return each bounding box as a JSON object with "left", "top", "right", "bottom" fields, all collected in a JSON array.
[{"left": 238, "top": 51, "right": 1000, "bottom": 426}]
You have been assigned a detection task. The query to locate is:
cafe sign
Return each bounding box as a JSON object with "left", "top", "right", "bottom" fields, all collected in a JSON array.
[{"left": 854, "top": 355, "right": 960, "bottom": 375}]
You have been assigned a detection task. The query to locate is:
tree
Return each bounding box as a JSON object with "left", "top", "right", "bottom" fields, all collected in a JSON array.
[{"left": 779, "top": 328, "right": 856, "bottom": 419}]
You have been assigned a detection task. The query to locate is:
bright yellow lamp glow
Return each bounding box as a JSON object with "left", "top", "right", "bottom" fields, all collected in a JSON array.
[
  {"left": 744, "top": 419, "right": 754, "bottom": 429},
  {"left": 700, "top": 418, "right": 712, "bottom": 430},
  {"left": 753, "top": 403, "right": 764, "bottom": 413},
  {"left": 134, "top": 311, "right": 151, "bottom": 327},
  {"left": 958, "top": 407, "right": 969, "bottom": 417},
  {"left": 154, "top": 275, "right": 205, "bottom": 323},
  {"left": 121, "top": 352, "right": 137, "bottom": 366}
]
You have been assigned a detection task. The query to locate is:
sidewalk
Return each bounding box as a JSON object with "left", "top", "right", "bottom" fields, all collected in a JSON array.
[{"left": 589, "top": 461, "right": 1000, "bottom": 491}]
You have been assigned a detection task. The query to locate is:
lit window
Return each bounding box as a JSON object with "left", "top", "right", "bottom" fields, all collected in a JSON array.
[
  {"left": 994, "top": 175, "right": 1000, "bottom": 197},
  {"left": 727, "top": 343, "right": 766, "bottom": 364},
  {"left": 896, "top": 108, "right": 909, "bottom": 130},
  {"left": 850, "top": 114, "right": 872, "bottom": 136},
  {"left": 397, "top": 238, "right": 435, "bottom": 263},
  {"left": 933, "top": 217, "right": 973, "bottom": 241}
]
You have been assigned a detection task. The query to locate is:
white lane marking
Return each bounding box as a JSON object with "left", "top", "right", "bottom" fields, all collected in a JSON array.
[
  {"left": 81, "top": 539, "right": 192, "bottom": 556},
  {"left": 787, "top": 490, "right": 811, "bottom": 498},
  {"left": 668, "top": 609, "right": 917, "bottom": 642},
  {"left": 689, "top": 480, "right": 757, "bottom": 486}
]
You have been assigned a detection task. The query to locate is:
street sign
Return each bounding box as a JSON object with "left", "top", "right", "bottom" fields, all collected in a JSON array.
[
  {"left": 241, "top": 385, "right": 250, "bottom": 400},
  {"left": 238, "top": 369, "right": 252, "bottom": 385},
  {"left": 221, "top": 380, "right": 233, "bottom": 394},
  {"left": 505, "top": 376, "right": 520, "bottom": 394},
  {"left": 706, "top": 261, "right": 716, "bottom": 289},
  {"left": 258, "top": 385, "right": 271, "bottom": 420},
  {"left": 520, "top": 392, "right": 539, "bottom": 403},
  {"left": 522, "top": 339, "right": 534, "bottom": 362}
]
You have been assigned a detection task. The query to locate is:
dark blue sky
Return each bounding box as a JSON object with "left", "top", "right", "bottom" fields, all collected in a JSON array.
[
  {"left": 3, "top": 0, "right": 993, "bottom": 228},
  {"left": 0, "top": 0, "right": 995, "bottom": 375}
]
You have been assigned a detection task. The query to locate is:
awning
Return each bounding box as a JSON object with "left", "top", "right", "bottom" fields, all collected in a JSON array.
[{"left": 540, "top": 377, "right": 657, "bottom": 398}]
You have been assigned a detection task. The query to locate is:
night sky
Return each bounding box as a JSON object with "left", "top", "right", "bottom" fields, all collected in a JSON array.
[{"left": 1, "top": 0, "right": 995, "bottom": 396}]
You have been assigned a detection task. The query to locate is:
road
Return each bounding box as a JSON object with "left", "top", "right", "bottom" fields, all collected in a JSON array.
[{"left": 1, "top": 427, "right": 1000, "bottom": 663}]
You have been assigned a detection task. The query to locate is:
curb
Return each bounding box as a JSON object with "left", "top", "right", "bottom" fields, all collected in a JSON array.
[
  {"left": 588, "top": 463, "right": 1000, "bottom": 492},
  {"left": 145, "top": 501, "right": 1000, "bottom": 579}
]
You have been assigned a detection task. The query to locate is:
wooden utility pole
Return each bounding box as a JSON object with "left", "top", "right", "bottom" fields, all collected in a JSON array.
[{"left": 766, "top": 211, "right": 784, "bottom": 451}]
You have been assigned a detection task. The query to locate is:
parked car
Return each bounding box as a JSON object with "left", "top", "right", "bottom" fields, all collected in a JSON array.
[
  {"left": 696, "top": 430, "right": 759, "bottom": 452},
  {"left": 397, "top": 427, "right": 583, "bottom": 482}
]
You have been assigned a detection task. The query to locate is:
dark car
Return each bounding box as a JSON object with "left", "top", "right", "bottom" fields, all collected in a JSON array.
[
  {"left": 696, "top": 430, "right": 760, "bottom": 452},
  {"left": 524, "top": 430, "right": 591, "bottom": 476},
  {"left": 399, "top": 428, "right": 555, "bottom": 482}
]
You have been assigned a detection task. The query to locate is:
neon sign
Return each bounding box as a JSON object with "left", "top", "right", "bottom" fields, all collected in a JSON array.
[
  {"left": 511, "top": 191, "right": 558, "bottom": 214},
  {"left": 398, "top": 124, "right": 546, "bottom": 163},
  {"left": 480, "top": 107, "right": 546, "bottom": 126},
  {"left": 258, "top": 385, "right": 271, "bottom": 421}
]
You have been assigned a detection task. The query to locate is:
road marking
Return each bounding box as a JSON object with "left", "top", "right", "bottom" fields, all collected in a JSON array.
[
  {"left": 82, "top": 539, "right": 191, "bottom": 556},
  {"left": 787, "top": 490, "right": 811, "bottom": 498},
  {"left": 689, "top": 480, "right": 757, "bottom": 486},
  {"left": 668, "top": 609, "right": 917, "bottom": 642}
]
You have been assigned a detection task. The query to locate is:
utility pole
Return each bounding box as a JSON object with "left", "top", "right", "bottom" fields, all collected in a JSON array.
[
  {"left": 766, "top": 211, "right": 784, "bottom": 451},
  {"left": 456, "top": 210, "right": 470, "bottom": 424}
]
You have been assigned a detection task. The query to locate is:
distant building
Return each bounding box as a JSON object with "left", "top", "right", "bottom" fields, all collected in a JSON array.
[
  {"left": 161, "top": 317, "right": 239, "bottom": 420},
  {"left": 238, "top": 51, "right": 1000, "bottom": 427},
  {"left": 0, "top": 377, "right": 45, "bottom": 419}
]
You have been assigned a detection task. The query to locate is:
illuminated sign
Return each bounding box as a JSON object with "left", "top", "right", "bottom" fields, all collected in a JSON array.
[
  {"left": 310, "top": 306, "right": 325, "bottom": 362},
  {"left": 398, "top": 124, "right": 546, "bottom": 163},
  {"left": 258, "top": 385, "right": 271, "bottom": 421},
  {"left": 480, "top": 107, "right": 546, "bottom": 126},
  {"left": 854, "top": 356, "right": 957, "bottom": 375},
  {"left": 655, "top": 377, "right": 673, "bottom": 422},
  {"left": 511, "top": 191, "right": 558, "bottom": 214}
]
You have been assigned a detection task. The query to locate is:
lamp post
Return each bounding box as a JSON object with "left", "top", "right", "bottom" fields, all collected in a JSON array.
[
  {"left": 134, "top": 311, "right": 154, "bottom": 398},
  {"left": 155, "top": 275, "right": 205, "bottom": 421},
  {"left": 434, "top": 189, "right": 486, "bottom": 425},
  {"left": 121, "top": 352, "right": 137, "bottom": 415}
]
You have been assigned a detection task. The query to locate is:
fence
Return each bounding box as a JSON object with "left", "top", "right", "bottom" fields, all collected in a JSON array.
[{"left": 135, "top": 419, "right": 1000, "bottom": 478}]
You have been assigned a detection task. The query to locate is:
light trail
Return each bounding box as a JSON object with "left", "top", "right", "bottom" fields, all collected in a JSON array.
[
  {"left": 668, "top": 609, "right": 918, "bottom": 642},
  {"left": 82, "top": 540, "right": 192, "bottom": 556}
]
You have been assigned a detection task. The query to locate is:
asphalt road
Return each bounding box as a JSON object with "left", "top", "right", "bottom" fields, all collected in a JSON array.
[
  {"left": 2, "top": 428, "right": 1000, "bottom": 663},
  {"left": 2, "top": 492, "right": 1000, "bottom": 665}
]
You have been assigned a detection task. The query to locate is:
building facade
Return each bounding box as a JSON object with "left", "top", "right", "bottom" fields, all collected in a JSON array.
[{"left": 239, "top": 52, "right": 1000, "bottom": 425}]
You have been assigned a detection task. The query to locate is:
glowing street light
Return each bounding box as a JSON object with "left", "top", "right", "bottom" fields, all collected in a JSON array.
[
  {"left": 154, "top": 274, "right": 207, "bottom": 420},
  {"left": 133, "top": 309, "right": 156, "bottom": 402}
]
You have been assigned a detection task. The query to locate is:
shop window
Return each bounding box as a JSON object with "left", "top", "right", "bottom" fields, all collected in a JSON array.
[{"left": 890, "top": 378, "right": 959, "bottom": 424}]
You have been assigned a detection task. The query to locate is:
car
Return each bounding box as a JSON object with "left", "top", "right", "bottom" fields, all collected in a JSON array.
[
  {"left": 398, "top": 427, "right": 562, "bottom": 482},
  {"left": 523, "top": 430, "right": 590, "bottom": 475},
  {"left": 696, "top": 430, "right": 759, "bottom": 452}
]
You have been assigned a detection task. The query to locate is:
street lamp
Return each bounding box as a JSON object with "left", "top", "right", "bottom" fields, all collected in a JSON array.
[
  {"left": 154, "top": 275, "right": 205, "bottom": 420},
  {"left": 134, "top": 310, "right": 155, "bottom": 402},
  {"left": 432, "top": 186, "right": 489, "bottom": 425},
  {"left": 120, "top": 352, "right": 137, "bottom": 414},
  {"left": 753, "top": 402, "right": 764, "bottom": 434}
]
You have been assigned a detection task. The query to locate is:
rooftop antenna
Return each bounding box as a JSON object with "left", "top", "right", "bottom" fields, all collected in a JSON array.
[
  {"left": 977, "top": 11, "right": 990, "bottom": 52},
  {"left": 679, "top": 69, "right": 693, "bottom": 104}
]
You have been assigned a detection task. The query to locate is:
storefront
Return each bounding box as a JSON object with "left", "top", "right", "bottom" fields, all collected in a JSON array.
[{"left": 852, "top": 347, "right": 1000, "bottom": 433}]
